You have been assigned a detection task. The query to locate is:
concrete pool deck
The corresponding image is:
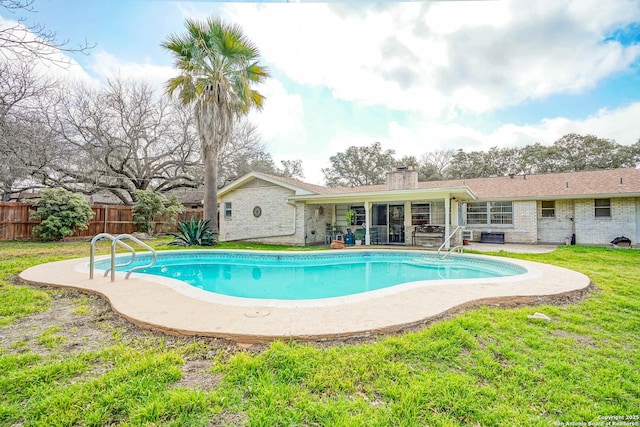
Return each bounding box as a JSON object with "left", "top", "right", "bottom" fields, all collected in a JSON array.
[{"left": 19, "top": 247, "right": 591, "bottom": 343}]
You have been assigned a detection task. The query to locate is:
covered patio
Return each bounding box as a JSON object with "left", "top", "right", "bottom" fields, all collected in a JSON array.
[{"left": 291, "top": 185, "right": 476, "bottom": 248}]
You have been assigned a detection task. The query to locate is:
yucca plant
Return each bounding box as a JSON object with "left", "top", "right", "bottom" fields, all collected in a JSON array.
[{"left": 169, "top": 218, "right": 217, "bottom": 246}]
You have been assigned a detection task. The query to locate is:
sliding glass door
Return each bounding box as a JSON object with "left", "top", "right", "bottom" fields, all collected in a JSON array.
[{"left": 371, "top": 203, "right": 405, "bottom": 244}]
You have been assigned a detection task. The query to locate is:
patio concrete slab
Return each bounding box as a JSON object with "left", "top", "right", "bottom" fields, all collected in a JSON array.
[{"left": 19, "top": 249, "right": 590, "bottom": 343}]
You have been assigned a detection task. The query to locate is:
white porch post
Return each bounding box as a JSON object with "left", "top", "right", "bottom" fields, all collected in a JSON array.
[
  {"left": 365, "top": 201, "right": 371, "bottom": 245},
  {"left": 444, "top": 196, "right": 451, "bottom": 249},
  {"left": 404, "top": 201, "right": 412, "bottom": 245},
  {"left": 451, "top": 198, "right": 459, "bottom": 227}
]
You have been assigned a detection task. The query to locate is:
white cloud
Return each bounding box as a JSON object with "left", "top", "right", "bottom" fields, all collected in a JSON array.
[
  {"left": 436, "top": 1, "right": 640, "bottom": 112},
  {"left": 248, "top": 78, "right": 305, "bottom": 149},
  {"left": 207, "top": 0, "right": 640, "bottom": 184},
  {"left": 384, "top": 102, "right": 640, "bottom": 159},
  {"left": 7, "top": 0, "right": 636, "bottom": 187},
  {"left": 0, "top": 15, "right": 96, "bottom": 86},
  {"left": 87, "top": 50, "right": 176, "bottom": 89},
  {"left": 535, "top": 103, "right": 640, "bottom": 146},
  {"left": 221, "top": 1, "right": 640, "bottom": 116}
]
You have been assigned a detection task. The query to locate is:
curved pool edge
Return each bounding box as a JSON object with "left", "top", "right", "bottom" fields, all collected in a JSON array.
[
  {"left": 18, "top": 251, "right": 592, "bottom": 343},
  {"left": 78, "top": 249, "right": 535, "bottom": 308}
]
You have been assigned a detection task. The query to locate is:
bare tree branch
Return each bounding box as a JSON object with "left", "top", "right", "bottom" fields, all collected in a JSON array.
[
  {"left": 0, "top": 0, "right": 95, "bottom": 66},
  {"left": 0, "top": 54, "right": 58, "bottom": 199},
  {"left": 36, "top": 78, "right": 202, "bottom": 203}
]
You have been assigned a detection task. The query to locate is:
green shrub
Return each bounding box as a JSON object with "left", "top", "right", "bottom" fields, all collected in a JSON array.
[
  {"left": 169, "top": 218, "right": 217, "bottom": 246},
  {"left": 132, "top": 190, "right": 184, "bottom": 236},
  {"left": 30, "top": 188, "right": 94, "bottom": 241}
]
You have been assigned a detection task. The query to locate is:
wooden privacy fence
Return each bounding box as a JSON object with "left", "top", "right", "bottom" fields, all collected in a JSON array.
[{"left": 0, "top": 202, "right": 203, "bottom": 240}]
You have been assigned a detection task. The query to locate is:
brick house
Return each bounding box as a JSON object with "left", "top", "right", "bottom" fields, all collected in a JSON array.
[{"left": 217, "top": 168, "right": 640, "bottom": 248}]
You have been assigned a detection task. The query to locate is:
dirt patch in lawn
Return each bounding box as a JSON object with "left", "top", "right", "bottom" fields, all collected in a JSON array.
[
  {"left": 0, "top": 283, "right": 268, "bottom": 392},
  {"left": 1, "top": 289, "right": 116, "bottom": 356},
  {"left": 172, "top": 359, "right": 223, "bottom": 390}
]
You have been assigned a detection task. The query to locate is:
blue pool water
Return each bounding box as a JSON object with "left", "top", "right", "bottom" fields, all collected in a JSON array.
[{"left": 94, "top": 251, "right": 526, "bottom": 300}]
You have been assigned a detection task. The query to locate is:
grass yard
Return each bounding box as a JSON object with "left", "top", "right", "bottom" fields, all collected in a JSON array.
[{"left": 0, "top": 241, "right": 638, "bottom": 426}]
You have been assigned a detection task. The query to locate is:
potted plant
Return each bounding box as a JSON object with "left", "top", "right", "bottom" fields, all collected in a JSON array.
[
  {"left": 354, "top": 228, "right": 365, "bottom": 245},
  {"left": 346, "top": 209, "right": 356, "bottom": 226}
]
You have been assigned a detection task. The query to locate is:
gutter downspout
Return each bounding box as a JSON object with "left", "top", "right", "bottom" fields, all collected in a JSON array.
[{"left": 223, "top": 200, "right": 299, "bottom": 243}]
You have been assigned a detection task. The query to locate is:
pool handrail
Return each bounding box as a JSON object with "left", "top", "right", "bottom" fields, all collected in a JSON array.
[
  {"left": 438, "top": 226, "right": 465, "bottom": 258},
  {"left": 90, "top": 233, "right": 135, "bottom": 280},
  {"left": 440, "top": 245, "right": 464, "bottom": 259},
  {"left": 111, "top": 234, "right": 157, "bottom": 281},
  {"left": 89, "top": 233, "right": 157, "bottom": 282}
]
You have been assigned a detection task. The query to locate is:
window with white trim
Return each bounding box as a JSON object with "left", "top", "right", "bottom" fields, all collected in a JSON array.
[
  {"left": 467, "top": 201, "right": 513, "bottom": 225},
  {"left": 224, "top": 202, "right": 232, "bottom": 219},
  {"left": 594, "top": 198, "right": 611, "bottom": 218},
  {"left": 466, "top": 202, "right": 487, "bottom": 225},
  {"left": 541, "top": 201, "right": 555, "bottom": 218}
]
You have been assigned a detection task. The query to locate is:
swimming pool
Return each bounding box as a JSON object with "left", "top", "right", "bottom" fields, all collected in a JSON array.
[
  {"left": 23, "top": 249, "right": 591, "bottom": 340},
  {"left": 93, "top": 250, "right": 527, "bottom": 300}
]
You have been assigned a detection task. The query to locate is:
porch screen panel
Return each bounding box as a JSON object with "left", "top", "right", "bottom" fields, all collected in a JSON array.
[
  {"left": 430, "top": 200, "right": 445, "bottom": 224},
  {"left": 411, "top": 203, "right": 430, "bottom": 225},
  {"left": 349, "top": 205, "right": 366, "bottom": 225}
]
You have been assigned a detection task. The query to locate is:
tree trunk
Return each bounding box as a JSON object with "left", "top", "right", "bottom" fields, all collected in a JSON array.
[{"left": 203, "top": 145, "right": 219, "bottom": 231}]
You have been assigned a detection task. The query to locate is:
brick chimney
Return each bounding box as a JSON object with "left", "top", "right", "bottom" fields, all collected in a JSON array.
[{"left": 386, "top": 166, "right": 418, "bottom": 190}]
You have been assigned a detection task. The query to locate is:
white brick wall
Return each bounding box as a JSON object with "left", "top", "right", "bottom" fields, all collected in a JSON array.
[
  {"left": 535, "top": 197, "right": 638, "bottom": 245},
  {"left": 537, "top": 199, "right": 574, "bottom": 244},
  {"left": 463, "top": 198, "right": 639, "bottom": 246},
  {"left": 573, "top": 198, "right": 638, "bottom": 245},
  {"left": 507, "top": 200, "right": 538, "bottom": 243},
  {"left": 218, "top": 179, "right": 306, "bottom": 245}
]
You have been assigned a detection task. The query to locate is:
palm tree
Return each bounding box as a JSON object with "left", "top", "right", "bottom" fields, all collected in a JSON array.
[{"left": 162, "top": 17, "right": 269, "bottom": 230}]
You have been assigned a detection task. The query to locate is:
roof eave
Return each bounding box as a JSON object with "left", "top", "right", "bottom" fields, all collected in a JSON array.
[
  {"left": 289, "top": 186, "right": 477, "bottom": 204},
  {"left": 218, "top": 172, "right": 317, "bottom": 198},
  {"left": 481, "top": 192, "right": 640, "bottom": 202}
]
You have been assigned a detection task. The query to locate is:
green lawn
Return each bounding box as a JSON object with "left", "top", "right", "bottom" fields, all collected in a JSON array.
[{"left": 0, "top": 241, "right": 638, "bottom": 426}]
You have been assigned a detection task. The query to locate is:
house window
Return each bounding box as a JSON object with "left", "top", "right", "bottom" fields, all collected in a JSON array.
[
  {"left": 595, "top": 198, "right": 611, "bottom": 218},
  {"left": 467, "top": 202, "right": 513, "bottom": 225},
  {"left": 411, "top": 203, "right": 430, "bottom": 225},
  {"left": 224, "top": 202, "right": 232, "bottom": 219},
  {"left": 541, "top": 201, "right": 555, "bottom": 218},
  {"left": 490, "top": 202, "right": 513, "bottom": 225},
  {"left": 466, "top": 202, "right": 488, "bottom": 225}
]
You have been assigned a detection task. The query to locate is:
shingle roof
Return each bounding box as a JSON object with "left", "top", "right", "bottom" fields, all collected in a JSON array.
[
  {"left": 257, "top": 173, "right": 335, "bottom": 194},
  {"left": 265, "top": 168, "right": 640, "bottom": 200},
  {"left": 415, "top": 168, "right": 640, "bottom": 200}
]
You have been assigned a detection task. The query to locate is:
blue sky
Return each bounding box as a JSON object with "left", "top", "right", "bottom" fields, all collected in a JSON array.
[{"left": 2, "top": 0, "right": 640, "bottom": 184}]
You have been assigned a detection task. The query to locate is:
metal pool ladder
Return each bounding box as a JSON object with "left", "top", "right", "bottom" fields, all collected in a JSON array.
[
  {"left": 438, "top": 226, "right": 465, "bottom": 259},
  {"left": 89, "top": 233, "right": 157, "bottom": 282}
]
